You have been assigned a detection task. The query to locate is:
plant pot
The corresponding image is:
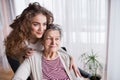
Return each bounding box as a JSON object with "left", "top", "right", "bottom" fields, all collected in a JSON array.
[{"left": 90, "top": 75, "right": 101, "bottom": 80}]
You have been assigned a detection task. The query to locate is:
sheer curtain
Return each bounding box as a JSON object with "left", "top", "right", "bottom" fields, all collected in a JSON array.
[
  {"left": 107, "top": 0, "right": 120, "bottom": 80},
  {"left": 0, "top": 0, "right": 15, "bottom": 70}
]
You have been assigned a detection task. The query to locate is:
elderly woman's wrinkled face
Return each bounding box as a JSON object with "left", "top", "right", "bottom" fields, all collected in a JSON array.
[
  {"left": 43, "top": 29, "right": 61, "bottom": 52},
  {"left": 31, "top": 13, "right": 47, "bottom": 39}
]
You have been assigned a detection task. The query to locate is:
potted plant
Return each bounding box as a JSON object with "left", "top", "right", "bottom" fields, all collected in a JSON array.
[{"left": 80, "top": 49, "right": 103, "bottom": 80}]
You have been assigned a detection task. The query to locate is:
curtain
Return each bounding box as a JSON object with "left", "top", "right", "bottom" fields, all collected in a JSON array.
[
  {"left": 107, "top": 0, "right": 120, "bottom": 80},
  {"left": 0, "top": 0, "right": 15, "bottom": 70}
]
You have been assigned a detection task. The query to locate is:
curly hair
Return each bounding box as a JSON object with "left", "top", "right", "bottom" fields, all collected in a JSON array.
[{"left": 5, "top": 2, "right": 54, "bottom": 56}]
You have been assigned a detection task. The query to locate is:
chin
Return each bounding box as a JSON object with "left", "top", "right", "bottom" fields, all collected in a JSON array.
[
  {"left": 36, "top": 35, "right": 42, "bottom": 38},
  {"left": 50, "top": 48, "right": 58, "bottom": 52}
]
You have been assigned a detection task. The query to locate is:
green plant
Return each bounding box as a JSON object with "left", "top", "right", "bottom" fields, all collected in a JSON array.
[{"left": 80, "top": 49, "right": 103, "bottom": 80}]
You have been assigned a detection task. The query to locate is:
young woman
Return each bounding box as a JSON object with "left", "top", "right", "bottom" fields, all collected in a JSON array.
[
  {"left": 12, "top": 24, "right": 82, "bottom": 80},
  {"left": 5, "top": 2, "right": 80, "bottom": 77},
  {"left": 5, "top": 2, "right": 53, "bottom": 64}
]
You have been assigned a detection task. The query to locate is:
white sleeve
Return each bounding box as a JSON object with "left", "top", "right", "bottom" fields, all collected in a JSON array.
[{"left": 12, "top": 58, "right": 31, "bottom": 80}]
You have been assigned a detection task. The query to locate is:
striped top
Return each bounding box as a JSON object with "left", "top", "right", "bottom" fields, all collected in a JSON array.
[{"left": 42, "top": 56, "right": 70, "bottom": 80}]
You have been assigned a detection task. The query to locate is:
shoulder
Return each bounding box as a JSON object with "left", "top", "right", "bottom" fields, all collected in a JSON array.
[
  {"left": 58, "top": 51, "right": 70, "bottom": 61},
  {"left": 27, "top": 51, "right": 42, "bottom": 61},
  {"left": 22, "top": 51, "right": 42, "bottom": 68},
  {"left": 58, "top": 48, "right": 72, "bottom": 58}
]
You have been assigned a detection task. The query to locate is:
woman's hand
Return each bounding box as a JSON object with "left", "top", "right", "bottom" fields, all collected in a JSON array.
[
  {"left": 23, "top": 48, "right": 34, "bottom": 58},
  {"left": 69, "top": 56, "right": 82, "bottom": 77}
]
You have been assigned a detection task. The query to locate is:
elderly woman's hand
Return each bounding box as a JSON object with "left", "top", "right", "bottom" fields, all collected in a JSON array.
[{"left": 69, "top": 56, "right": 82, "bottom": 77}]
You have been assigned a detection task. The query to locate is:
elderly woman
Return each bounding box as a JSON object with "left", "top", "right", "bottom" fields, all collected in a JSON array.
[{"left": 12, "top": 24, "right": 82, "bottom": 80}]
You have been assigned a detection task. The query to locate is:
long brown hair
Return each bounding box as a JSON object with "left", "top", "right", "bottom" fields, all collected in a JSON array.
[{"left": 5, "top": 2, "right": 54, "bottom": 56}]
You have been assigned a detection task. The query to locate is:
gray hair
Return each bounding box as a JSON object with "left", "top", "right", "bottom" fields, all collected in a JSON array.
[{"left": 44, "top": 24, "right": 63, "bottom": 39}]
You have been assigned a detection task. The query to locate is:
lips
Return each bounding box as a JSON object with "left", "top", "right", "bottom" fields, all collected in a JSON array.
[
  {"left": 37, "top": 32, "right": 43, "bottom": 34},
  {"left": 50, "top": 45, "right": 57, "bottom": 48}
]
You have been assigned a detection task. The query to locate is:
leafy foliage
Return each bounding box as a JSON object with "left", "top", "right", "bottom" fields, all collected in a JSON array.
[{"left": 80, "top": 49, "right": 103, "bottom": 76}]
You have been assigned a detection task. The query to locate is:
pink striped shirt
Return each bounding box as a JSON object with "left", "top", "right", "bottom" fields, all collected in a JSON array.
[{"left": 42, "top": 56, "right": 70, "bottom": 80}]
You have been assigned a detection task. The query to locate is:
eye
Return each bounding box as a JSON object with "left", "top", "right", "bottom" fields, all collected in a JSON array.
[
  {"left": 33, "top": 23, "right": 39, "bottom": 26},
  {"left": 45, "top": 37, "right": 52, "bottom": 40},
  {"left": 43, "top": 23, "right": 47, "bottom": 27},
  {"left": 55, "top": 37, "right": 60, "bottom": 41}
]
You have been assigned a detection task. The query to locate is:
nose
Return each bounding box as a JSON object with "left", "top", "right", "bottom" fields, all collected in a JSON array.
[
  {"left": 51, "top": 38, "right": 55, "bottom": 45},
  {"left": 38, "top": 24, "right": 44, "bottom": 31}
]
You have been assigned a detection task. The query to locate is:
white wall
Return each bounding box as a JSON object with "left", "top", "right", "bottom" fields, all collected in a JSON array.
[{"left": 107, "top": 0, "right": 120, "bottom": 80}]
